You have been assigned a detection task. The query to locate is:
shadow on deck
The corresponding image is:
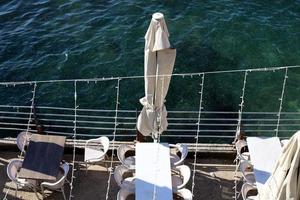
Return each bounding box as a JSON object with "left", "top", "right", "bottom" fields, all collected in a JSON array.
[{"left": 0, "top": 151, "right": 237, "bottom": 200}]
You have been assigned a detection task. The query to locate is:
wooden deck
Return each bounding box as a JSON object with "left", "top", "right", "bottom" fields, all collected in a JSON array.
[{"left": 0, "top": 150, "right": 238, "bottom": 200}]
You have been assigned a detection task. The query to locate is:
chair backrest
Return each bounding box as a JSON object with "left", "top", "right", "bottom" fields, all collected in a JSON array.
[
  {"left": 114, "top": 165, "right": 135, "bottom": 192},
  {"left": 56, "top": 163, "right": 70, "bottom": 187},
  {"left": 16, "top": 131, "right": 32, "bottom": 153},
  {"left": 239, "top": 160, "right": 256, "bottom": 183},
  {"left": 117, "top": 188, "right": 134, "bottom": 200},
  {"left": 235, "top": 139, "right": 248, "bottom": 158},
  {"left": 117, "top": 144, "right": 134, "bottom": 164},
  {"left": 170, "top": 143, "right": 188, "bottom": 166},
  {"left": 86, "top": 136, "right": 110, "bottom": 152},
  {"left": 7, "top": 158, "right": 23, "bottom": 182},
  {"left": 99, "top": 136, "right": 110, "bottom": 153},
  {"left": 241, "top": 182, "right": 257, "bottom": 200},
  {"left": 176, "top": 188, "right": 193, "bottom": 200},
  {"left": 173, "top": 165, "right": 191, "bottom": 190},
  {"left": 239, "top": 160, "right": 253, "bottom": 173},
  {"left": 41, "top": 162, "right": 70, "bottom": 189},
  {"left": 114, "top": 165, "right": 130, "bottom": 187}
]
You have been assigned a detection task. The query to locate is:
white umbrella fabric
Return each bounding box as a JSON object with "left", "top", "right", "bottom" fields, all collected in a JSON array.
[
  {"left": 137, "top": 13, "right": 176, "bottom": 139},
  {"left": 259, "top": 131, "right": 300, "bottom": 200}
]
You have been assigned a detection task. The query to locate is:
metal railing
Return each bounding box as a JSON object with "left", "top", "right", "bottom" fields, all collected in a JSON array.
[
  {"left": 1, "top": 65, "right": 300, "bottom": 143},
  {"left": 0, "top": 105, "right": 298, "bottom": 143}
]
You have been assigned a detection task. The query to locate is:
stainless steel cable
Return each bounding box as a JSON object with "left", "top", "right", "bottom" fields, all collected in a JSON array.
[
  {"left": 69, "top": 81, "right": 77, "bottom": 200},
  {"left": 191, "top": 73, "right": 205, "bottom": 196},
  {"left": 275, "top": 67, "right": 288, "bottom": 137},
  {"left": 105, "top": 78, "right": 121, "bottom": 200}
]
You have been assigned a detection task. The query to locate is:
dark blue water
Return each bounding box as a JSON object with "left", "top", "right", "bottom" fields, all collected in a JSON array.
[{"left": 0, "top": 0, "right": 300, "bottom": 119}]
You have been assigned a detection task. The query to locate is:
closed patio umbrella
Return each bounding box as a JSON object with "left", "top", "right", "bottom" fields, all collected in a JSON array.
[
  {"left": 259, "top": 131, "right": 300, "bottom": 200},
  {"left": 137, "top": 13, "right": 176, "bottom": 140}
]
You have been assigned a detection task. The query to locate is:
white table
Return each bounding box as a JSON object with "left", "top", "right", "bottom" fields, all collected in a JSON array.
[
  {"left": 136, "top": 143, "right": 173, "bottom": 200},
  {"left": 247, "top": 137, "right": 282, "bottom": 194}
]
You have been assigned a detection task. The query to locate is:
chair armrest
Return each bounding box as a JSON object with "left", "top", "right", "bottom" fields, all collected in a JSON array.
[
  {"left": 41, "top": 181, "right": 58, "bottom": 187},
  {"left": 85, "top": 138, "right": 103, "bottom": 149}
]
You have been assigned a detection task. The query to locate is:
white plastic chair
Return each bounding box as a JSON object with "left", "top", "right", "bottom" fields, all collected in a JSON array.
[
  {"left": 41, "top": 162, "right": 70, "bottom": 200},
  {"left": 239, "top": 160, "right": 256, "bottom": 185},
  {"left": 234, "top": 139, "right": 251, "bottom": 174},
  {"left": 114, "top": 165, "right": 135, "bottom": 192},
  {"left": 241, "top": 182, "right": 258, "bottom": 200},
  {"left": 176, "top": 188, "right": 193, "bottom": 200},
  {"left": 169, "top": 143, "right": 188, "bottom": 166},
  {"left": 117, "top": 188, "right": 135, "bottom": 200},
  {"left": 171, "top": 165, "right": 191, "bottom": 191},
  {"left": 84, "top": 136, "right": 110, "bottom": 170},
  {"left": 16, "top": 131, "right": 32, "bottom": 153},
  {"left": 117, "top": 144, "right": 135, "bottom": 168},
  {"left": 235, "top": 139, "right": 250, "bottom": 162},
  {"left": 6, "top": 158, "right": 38, "bottom": 197}
]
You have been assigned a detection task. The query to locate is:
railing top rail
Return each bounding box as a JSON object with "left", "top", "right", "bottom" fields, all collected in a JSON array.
[
  {"left": 0, "top": 65, "right": 299, "bottom": 86},
  {"left": 0, "top": 104, "right": 300, "bottom": 115}
]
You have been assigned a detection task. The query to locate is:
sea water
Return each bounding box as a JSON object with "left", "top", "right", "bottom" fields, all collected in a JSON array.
[{"left": 0, "top": 0, "right": 300, "bottom": 138}]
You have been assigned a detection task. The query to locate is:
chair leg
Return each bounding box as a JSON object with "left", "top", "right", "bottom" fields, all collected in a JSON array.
[
  {"left": 85, "top": 161, "right": 88, "bottom": 174},
  {"left": 15, "top": 184, "right": 18, "bottom": 197},
  {"left": 104, "top": 155, "right": 109, "bottom": 172},
  {"left": 41, "top": 185, "right": 45, "bottom": 199},
  {"left": 33, "top": 187, "right": 40, "bottom": 200},
  {"left": 61, "top": 186, "right": 67, "bottom": 200}
]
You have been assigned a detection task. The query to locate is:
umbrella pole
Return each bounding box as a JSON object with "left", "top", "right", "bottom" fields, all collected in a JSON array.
[{"left": 153, "top": 51, "right": 160, "bottom": 143}]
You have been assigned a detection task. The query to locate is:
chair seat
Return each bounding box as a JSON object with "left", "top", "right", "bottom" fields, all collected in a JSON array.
[
  {"left": 241, "top": 152, "right": 250, "bottom": 160},
  {"left": 171, "top": 175, "right": 183, "bottom": 190},
  {"left": 244, "top": 173, "right": 256, "bottom": 184},
  {"left": 17, "top": 178, "right": 29, "bottom": 187},
  {"left": 84, "top": 148, "right": 105, "bottom": 162},
  {"left": 170, "top": 153, "right": 180, "bottom": 164},
  {"left": 247, "top": 196, "right": 258, "bottom": 200},
  {"left": 176, "top": 188, "right": 193, "bottom": 200},
  {"left": 122, "top": 177, "right": 135, "bottom": 192},
  {"left": 124, "top": 156, "right": 135, "bottom": 167},
  {"left": 43, "top": 169, "right": 64, "bottom": 188}
]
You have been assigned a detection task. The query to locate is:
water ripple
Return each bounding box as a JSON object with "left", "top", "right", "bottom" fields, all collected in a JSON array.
[{"left": 0, "top": 0, "right": 299, "bottom": 113}]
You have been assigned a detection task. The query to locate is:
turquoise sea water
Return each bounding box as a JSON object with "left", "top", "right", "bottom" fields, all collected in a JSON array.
[{"left": 0, "top": 0, "right": 300, "bottom": 139}]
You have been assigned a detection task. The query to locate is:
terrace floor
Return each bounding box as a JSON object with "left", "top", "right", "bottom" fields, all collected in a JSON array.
[{"left": 0, "top": 150, "right": 239, "bottom": 200}]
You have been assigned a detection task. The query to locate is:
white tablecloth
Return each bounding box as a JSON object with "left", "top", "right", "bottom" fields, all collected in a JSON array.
[
  {"left": 247, "top": 137, "right": 282, "bottom": 194},
  {"left": 136, "top": 143, "right": 173, "bottom": 200}
]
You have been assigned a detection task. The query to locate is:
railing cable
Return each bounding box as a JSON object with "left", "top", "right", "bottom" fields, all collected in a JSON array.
[
  {"left": 0, "top": 65, "right": 299, "bottom": 86},
  {"left": 105, "top": 78, "right": 121, "bottom": 200},
  {"left": 235, "top": 71, "right": 248, "bottom": 142},
  {"left": 191, "top": 73, "right": 205, "bottom": 196},
  {"left": 275, "top": 67, "right": 288, "bottom": 137},
  {"left": 69, "top": 81, "right": 78, "bottom": 200}
]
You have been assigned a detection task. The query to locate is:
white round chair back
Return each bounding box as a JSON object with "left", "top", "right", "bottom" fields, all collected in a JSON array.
[
  {"left": 56, "top": 163, "right": 70, "bottom": 188},
  {"left": 239, "top": 160, "right": 256, "bottom": 184},
  {"left": 241, "top": 182, "right": 258, "bottom": 200},
  {"left": 99, "top": 136, "right": 110, "bottom": 153},
  {"left": 235, "top": 140, "right": 250, "bottom": 161},
  {"left": 114, "top": 165, "right": 135, "bottom": 192},
  {"left": 117, "top": 144, "right": 135, "bottom": 168},
  {"left": 41, "top": 162, "right": 70, "bottom": 189},
  {"left": 117, "top": 188, "right": 134, "bottom": 200},
  {"left": 7, "top": 158, "right": 38, "bottom": 197},
  {"left": 176, "top": 188, "right": 193, "bottom": 200},
  {"left": 16, "top": 131, "right": 32, "bottom": 153},
  {"left": 7, "top": 158, "right": 23, "bottom": 182},
  {"left": 172, "top": 165, "right": 191, "bottom": 191},
  {"left": 41, "top": 162, "right": 70, "bottom": 200},
  {"left": 170, "top": 143, "right": 188, "bottom": 166},
  {"left": 84, "top": 136, "right": 110, "bottom": 163}
]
